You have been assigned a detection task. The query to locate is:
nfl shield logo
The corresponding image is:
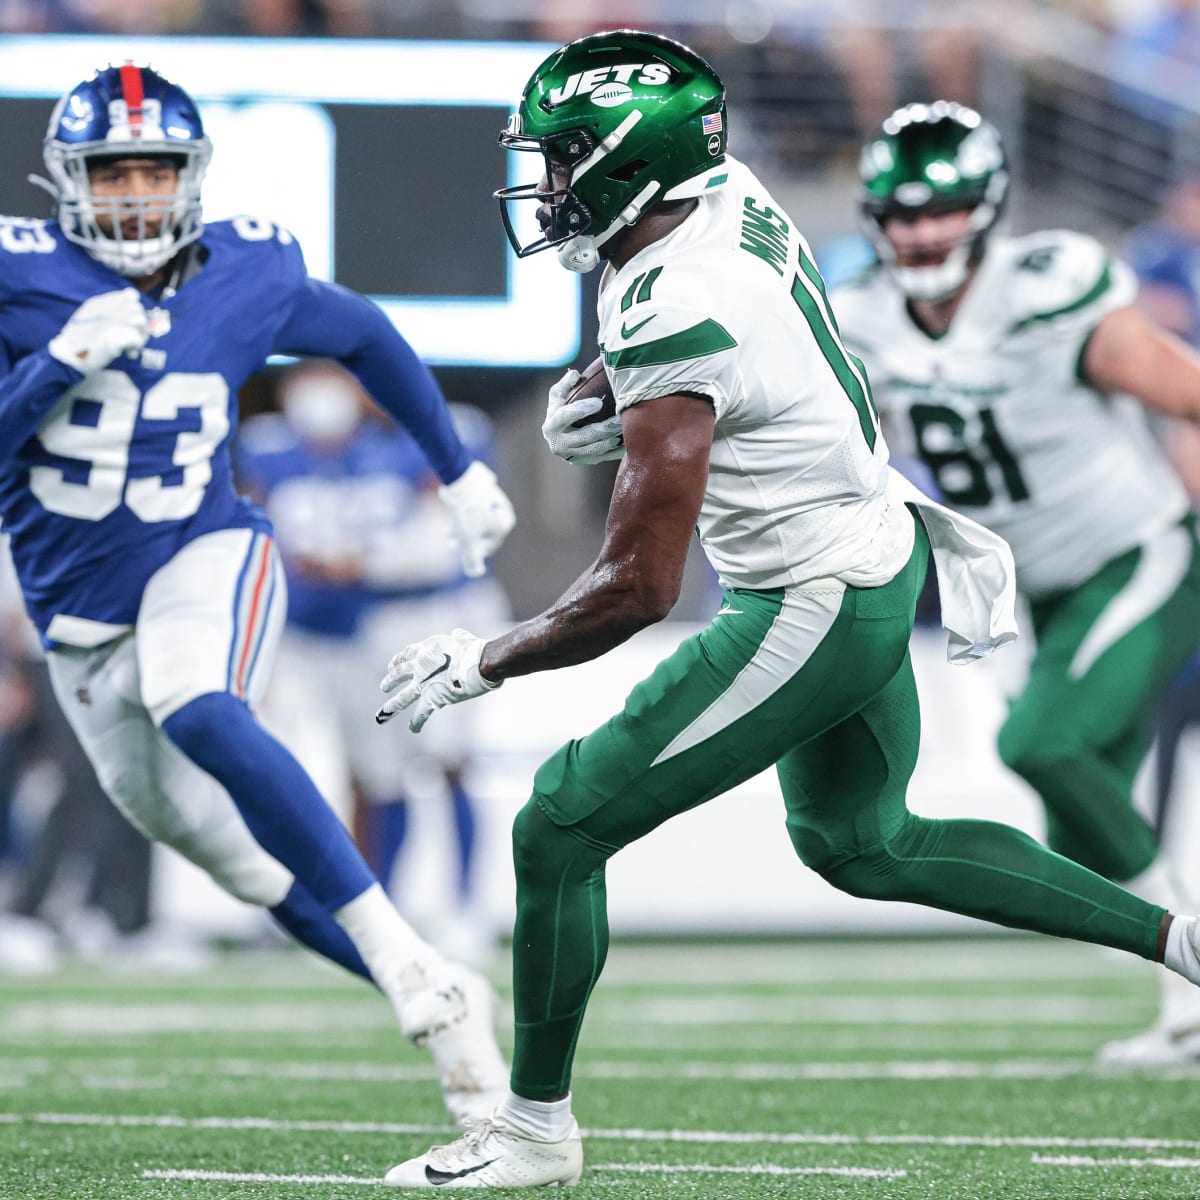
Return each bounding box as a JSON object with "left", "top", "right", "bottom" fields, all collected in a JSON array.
[{"left": 147, "top": 307, "right": 172, "bottom": 337}]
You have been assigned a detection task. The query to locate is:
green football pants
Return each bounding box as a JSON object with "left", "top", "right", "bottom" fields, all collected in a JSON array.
[
  {"left": 998, "top": 517, "right": 1200, "bottom": 881},
  {"left": 510, "top": 520, "right": 1166, "bottom": 1098}
]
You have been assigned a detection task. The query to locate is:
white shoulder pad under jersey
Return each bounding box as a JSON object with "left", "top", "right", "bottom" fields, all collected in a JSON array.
[
  {"left": 594, "top": 156, "right": 913, "bottom": 592},
  {"left": 830, "top": 231, "right": 1185, "bottom": 598}
]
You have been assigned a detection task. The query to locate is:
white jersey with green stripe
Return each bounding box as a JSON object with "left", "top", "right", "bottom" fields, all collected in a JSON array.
[
  {"left": 830, "top": 230, "right": 1188, "bottom": 599},
  {"left": 596, "top": 156, "right": 913, "bottom": 591}
]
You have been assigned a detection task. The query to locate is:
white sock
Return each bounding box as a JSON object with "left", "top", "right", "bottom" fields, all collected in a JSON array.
[
  {"left": 497, "top": 1090, "right": 575, "bottom": 1141},
  {"left": 334, "top": 883, "right": 447, "bottom": 1005},
  {"left": 1163, "top": 915, "right": 1200, "bottom": 986},
  {"left": 1123, "top": 859, "right": 1196, "bottom": 915}
]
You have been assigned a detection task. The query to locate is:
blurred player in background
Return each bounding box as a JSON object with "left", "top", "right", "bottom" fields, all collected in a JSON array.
[
  {"left": 0, "top": 63, "right": 514, "bottom": 1122},
  {"left": 237, "top": 360, "right": 509, "bottom": 968},
  {"left": 830, "top": 101, "right": 1200, "bottom": 1065},
  {"left": 380, "top": 32, "right": 1200, "bottom": 1187}
]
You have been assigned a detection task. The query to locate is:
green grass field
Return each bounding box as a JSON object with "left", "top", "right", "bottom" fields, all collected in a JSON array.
[{"left": 0, "top": 936, "right": 1197, "bottom": 1199}]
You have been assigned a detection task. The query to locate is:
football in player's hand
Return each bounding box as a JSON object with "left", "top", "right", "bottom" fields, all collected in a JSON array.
[{"left": 567, "top": 356, "right": 616, "bottom": 429}]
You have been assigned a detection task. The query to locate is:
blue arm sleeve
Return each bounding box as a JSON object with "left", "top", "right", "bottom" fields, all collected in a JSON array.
[
  {"left": 273, "top": 279, "right": 472, "bottom": 485},
  {"left": 0, "top": 346, "right": 83, "bottom": 467}
]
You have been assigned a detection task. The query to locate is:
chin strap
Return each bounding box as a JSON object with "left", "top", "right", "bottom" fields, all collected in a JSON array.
[
  {"left": 557, "top": 236, "right": 600, "bottom": 273},
  {"left": 555, "top": 179, "right": 664, "bottom": 275}
]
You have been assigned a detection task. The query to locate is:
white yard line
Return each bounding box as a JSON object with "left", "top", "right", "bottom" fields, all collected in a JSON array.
[
  {"left": 0, "top": 993, "right": 1148, "bottom": 1035},
  {"left": 595, "top": 1163, "right": 907, "bottom": 1177},
  {"left": 11, "top": 1055, "right": 1200, "bottom": 1088},
  {"left": 143, "top": 1164, "right": 908, "bottom": 1186},
  {"left": 23, "top": 1112, "right": 1200, "bottom": 1151},
  {"left": 1033, "top": 1154, "right": 1200, "bottom": 1170},
  {"left": 144, "top": 1169, "right": 378, "bottom": 1185}
]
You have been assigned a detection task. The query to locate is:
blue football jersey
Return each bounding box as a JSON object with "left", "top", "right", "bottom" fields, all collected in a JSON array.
[
  {"left": 236, "top": 405, "right": 496, "bottom": 637},
  {"left": 0, "top": 215, "right": 472, "bottom": 645}
]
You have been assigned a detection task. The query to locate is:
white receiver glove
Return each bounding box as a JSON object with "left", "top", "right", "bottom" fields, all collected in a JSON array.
[
  {"left": 542, "top": 369, "right": 626, "bottom": 465},
  {"left": 376, "top": 627, "right": 501, "bottom": 732},
  {"left": 439, "top": 461, "right": 516, "bottom": 578},
  {"left": 47, "top": 288, "right": 150, "bottom": 374}
]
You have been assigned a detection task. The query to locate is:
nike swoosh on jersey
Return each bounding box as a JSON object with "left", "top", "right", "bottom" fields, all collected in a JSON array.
[
  {"left": 421, "top": 653, "right": 453, "bottom": 683},
  {"left": 620, "top": 315, "right": 656, "bottom": 339},
  {"left": 425, "top": 1158, "right": 500, "bottom": 1185}
]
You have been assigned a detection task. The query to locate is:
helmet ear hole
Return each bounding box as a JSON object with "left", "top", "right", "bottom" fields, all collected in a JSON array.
[{"left": 607, "top": 159, "right": 648, "bottom": 183}]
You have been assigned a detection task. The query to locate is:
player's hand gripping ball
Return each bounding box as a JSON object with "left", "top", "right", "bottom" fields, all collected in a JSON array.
[{"left": 541, "top": 356, "right": 625, "bottom": 465}]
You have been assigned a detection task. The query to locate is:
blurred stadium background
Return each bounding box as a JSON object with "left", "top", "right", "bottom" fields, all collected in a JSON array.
[{"left": 1, "top": 0, "right": 1199, "bottom": 946}]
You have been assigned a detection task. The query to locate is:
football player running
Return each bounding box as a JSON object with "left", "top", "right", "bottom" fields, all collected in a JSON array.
[
  {"left": 379, "top": 32, "right": 1200, "bottom": 1188},
  {"left": 829, "top": 102, "right": 1200, "bottom": 1065},
  {"left": 0, "top": 65, "right": 513, "bottom": 1123}
]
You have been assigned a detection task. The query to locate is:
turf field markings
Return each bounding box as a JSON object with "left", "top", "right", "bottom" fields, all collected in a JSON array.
[
  {"left": 595, "top": 1163, "right": 907, "bottom": 1177},
  {"left": 23, "top": 1055, "right": 1200, "bottom": 1085},
  {"left": 142, "top": 1164, "right": 909, "bottom": 1185},
  {"left": 595, "top": 994, "right": 1148, "bottom": 1025},
  {"left": 25, "top": 1112, "right": 1200, "bottom": 1151},
  {"left": 144, "top": 1169, "right": 377, "bottom": 1185},
  {"left": 1033, "top": 1153, "right": 1200, "bottom": 1170}
]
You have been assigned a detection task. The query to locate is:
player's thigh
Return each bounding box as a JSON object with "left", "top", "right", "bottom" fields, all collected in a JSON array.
[
  {"left": 777, "top": 649, "right": 921, "bottom": 871},
  {"left": 534, "top": 569, "right": 920, "bottom": 852},
  {"left": 136, "top": 528, "right": 288, "bottom": 724},
  {"left": 47, "top": 637, "right": 292, "bottom": 905},
  {"left": 1007, "top": 521, "right": 1200, "bottom": 752}
]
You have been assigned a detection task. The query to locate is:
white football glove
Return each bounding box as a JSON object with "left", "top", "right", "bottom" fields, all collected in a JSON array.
[
  {"left": 376, "top": 627, "right": 501, "bottom": 732},
  {"left": 439, "top": 461, "right": 516, "bottom": 578},
  {"left": 542, "top": 368, "right": 626, "bottom": 466},
  {"left": 47, "top": 288, "right": 150, "bottom": 374}
]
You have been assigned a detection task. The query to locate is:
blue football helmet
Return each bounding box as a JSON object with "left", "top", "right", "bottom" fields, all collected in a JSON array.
[{"left": 35, "top": 64, "right": 212, "bottom": 277}]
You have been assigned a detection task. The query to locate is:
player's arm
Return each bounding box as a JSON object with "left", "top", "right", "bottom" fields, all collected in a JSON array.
[
  {"left": 1082, "top": 304, "right": 1200, "bottom": 422},
  {"left": 481, "top": 392, "right": 714, "bottom": 679},
  {"left": 273, "top": 278, "right": 472, "bottom": 483},
  {"left": 0, "top": 288, "right": 148, "bottom": 465},
  {"left": 274, "top": 278, "right": 514, "bottom": 576},
  {"left": 377, "top": 391, "right": 713, "bottom": 728}
]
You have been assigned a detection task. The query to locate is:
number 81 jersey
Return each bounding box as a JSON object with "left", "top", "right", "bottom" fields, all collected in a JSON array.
[
  {"left": 0, "top": 215, "right": 302, "bottom": 645},
  {"left": 831, "top": 230, "right": 1189, "bottom": 599}
]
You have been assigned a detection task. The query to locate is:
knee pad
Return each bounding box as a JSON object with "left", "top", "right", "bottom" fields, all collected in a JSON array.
[{"left": 512, "top": 799, "right": 609, "bottom": 888}]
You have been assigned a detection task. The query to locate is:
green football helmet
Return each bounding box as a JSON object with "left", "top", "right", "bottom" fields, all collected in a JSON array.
[
  {"left": 859, "top": 100, "right": 1008, "bottom": 301},
  {"left": 496, "top": 29, "right": 728, "bottom": 273}
]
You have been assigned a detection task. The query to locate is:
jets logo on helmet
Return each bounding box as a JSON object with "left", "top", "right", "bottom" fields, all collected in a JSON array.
[
  {"left": 547, "top": 61, "right": 674, "bottom": 108},
  {"left": 496, "top": 29, "right": 728, "bottom": 273},
  {"left": 859, "top": 100, "right": 1009, "bottom": 302},
  {"left": 31, "top": 63, "right": 212, "bottom": 278}
]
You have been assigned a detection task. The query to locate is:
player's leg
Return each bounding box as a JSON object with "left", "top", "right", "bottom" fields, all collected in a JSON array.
[
  {"left": 135, "top": 528, "right": 506, "bottom": 1122},
  {"left": 779, "top": 650, "right": 1165, "bottom": 959},
  {"left": 997, "top": 520, "right": 1200, "bottom": 887},
  {"left": 385, "top": 544, "right": 934, "bottom": 1187},
  {"left": 994, "top": 523, "right": 1200, "bottom": 1061}
]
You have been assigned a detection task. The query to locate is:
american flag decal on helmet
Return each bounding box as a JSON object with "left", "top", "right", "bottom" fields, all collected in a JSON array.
[{"left": 701, "top": 113, "right": 723, "bottom": 134}]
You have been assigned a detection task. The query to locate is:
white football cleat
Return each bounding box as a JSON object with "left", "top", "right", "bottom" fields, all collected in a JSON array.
[
  {"left": 384, "top": 1114, "right": 584, "bottom": 1188},
  {"left": 400, "top": 967, "right": 509, "bottom": 1126},
  {"left": 1097, "top": 1021, "right": 1200, "bottom": 1067}
]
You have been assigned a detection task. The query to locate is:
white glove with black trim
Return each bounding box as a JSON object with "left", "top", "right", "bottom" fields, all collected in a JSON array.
[
  {"left": 541, "top": 368, "right": 625, "bottom": 465},
  {"left": 48, "top": 288, "right": 149, "bottom": 374},
  {"left": 438, "top": 461, "right": 516, "bottom": 578},
  {"left": 376, "top": 627, "right": 501, "bottom": 732}
]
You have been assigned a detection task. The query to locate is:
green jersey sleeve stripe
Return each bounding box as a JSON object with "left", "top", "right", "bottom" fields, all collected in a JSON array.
[
  {"left": 1008, "top": 259, "right": 1114, "bottom": 335},
  {"left": 603, "top": 319, "right": 737, "bottom": 370}
]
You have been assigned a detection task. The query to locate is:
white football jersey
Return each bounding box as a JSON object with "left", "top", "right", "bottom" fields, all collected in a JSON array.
[
  {"left": 597, "top": 156, "right": 912, "bottom": 591},
  {"left": 831, "top": 230, "right": 1188, "bottom": 599}
]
